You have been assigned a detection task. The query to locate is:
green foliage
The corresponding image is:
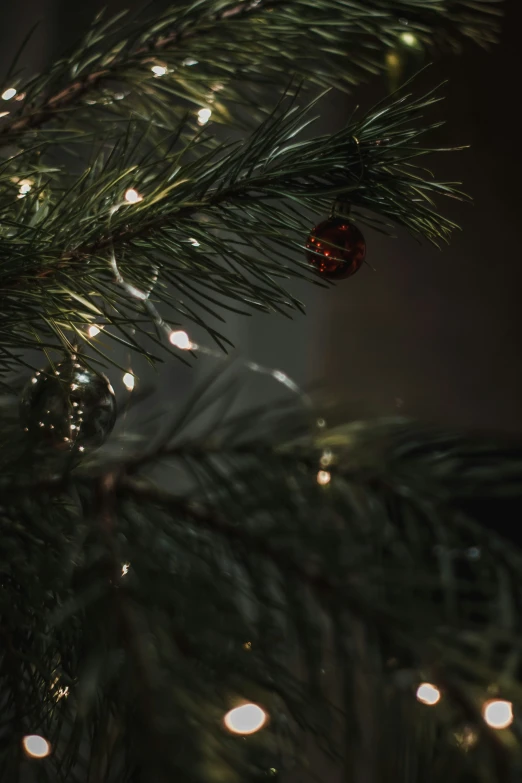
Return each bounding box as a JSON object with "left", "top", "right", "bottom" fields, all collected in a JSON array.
[
  {"left": 1, "top": 372, "right": 522, "bottom": 782},
  {"left": 0, "top": 0, "right": 501, "bottom": 147},
  {"left": 0, "top": 81, "right": 465, "bottom": 374},
  {"left": 1, "top": 3, "right": 519, "bottom": 783},
  {"left": 0, "top": 0, "right": 501, "bottom": 376}
]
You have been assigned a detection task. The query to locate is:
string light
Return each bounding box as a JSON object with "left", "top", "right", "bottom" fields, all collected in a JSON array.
[
  {"left": 121, "top": 563, "right": 130, "bottom": 576},
  {"left": 416, "top": 683, "right": 441, "bottom": 706},
  {"left": 87, "top": 324, "right": 101, "bottom": 337},
  {"left": 197, "top": 108, "right": 212, "bottom": 125},
  {"left": 483, "top": 699, "right": 513, "bottom": 729},
  {"left": 1, "top": 87, "right": 17, "bottom": 100},
  {"left": 151, "top": 65, "right": 167, "bottom": 76},
  {"left": 17, "top": 179, "right": 32, "bottom": 198},
  {"left": 124, "top": 188, "right": 143, "bottom": 203},
  {"left": 188, "top": 237, "right": 200, "bottom": 246},
  {"left": 400, "top": 32, "right": 418, "bottom": 47},
  {"left": 169, "top": 330, "right": 192, "bottom": 350},
  {"left": 317, "top": 470, "right": 331, "bottom": 486},
  {"left": 108, "top": 243, "right": 309, "bottom": 411},
  {"left": 22, "top": 735, "right": 51, "bottom": 759},
  {"left": 54, "top": 683, "right": 69, "bottom": 701},
  {"left": 183, "top": 58, "right": 198, "bottom": 66},
  {"left": 320, "top": 448, "right": 333, "bottom": 467},
  {"left": 122, "top": 372, "right": 135, "bottom": 391},
  {"left": 224, "top": 704, "right": 267, "bottom": 735},
  {"left": 386, "top": 51, "right": 400, "bottom": 67}
]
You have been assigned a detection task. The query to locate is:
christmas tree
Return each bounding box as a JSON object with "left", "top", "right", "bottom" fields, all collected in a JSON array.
[{"left": 1, "top": 1, "right": 521, "bottom": 781}]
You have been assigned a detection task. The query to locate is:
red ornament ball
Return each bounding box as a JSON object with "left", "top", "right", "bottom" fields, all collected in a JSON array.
[{"left": 305, "top": 217, "right": 366, "bottom": 279}]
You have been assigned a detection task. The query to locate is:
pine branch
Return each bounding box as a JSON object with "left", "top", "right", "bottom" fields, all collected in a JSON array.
[
  {"left": 0, "top": 85, "right": 465, "bottom": 375},
  {"left": 0, "top": 0, "right": 501, "bottom": 147},
  {"left": 2, "top": 389, "right": 522, "bottom": 781}
]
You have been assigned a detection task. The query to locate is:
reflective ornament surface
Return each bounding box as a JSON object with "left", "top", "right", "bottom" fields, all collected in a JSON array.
[
  {"left": 305, "top": 217, "right": 366, "bottom": 279},
  {"left": 20, "top": 357, "right": 117, "bottom": 450}
]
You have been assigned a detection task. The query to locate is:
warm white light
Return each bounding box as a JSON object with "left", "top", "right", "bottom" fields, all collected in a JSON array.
[
  {"left": 122, "top": 372, "right": 135, "bottom": 391},
  {"left": 320, "top": 448, "right": 333, "bottom": 467},
  {"left": 125, "top": 188, "right": 143, "bottom": 203},
  {"left": 197, "top": 108, "right": 212, "bottom": 125},
  {"left": 151, "top": 65, "right": 167, "bottom": 76},
  {"left": 483, "top": 699, "right": 513, "bottom": 729},
  {"left": 87, "top": 324, "right": 101, "bottom": 337},
  {"left": 22, "top": 735, "right": 51, "bottom": 758},
  {"left": 17, "top": 179, "right": 33, "bottom": 198},
  {"left": 169, "top": 330, "right": 192, "bottom": 350},
  {"left": 400, "top": 32, "right": 418, "bottom": 47},
  {"left": 183, "top": 58, "right": 198, "bottom": 66},
  {"left": 2, "top": 87, "right": 17, "bottom": 101},
  {"left": 317, "top": 470, "right": 331, "bottom": 486},
  {"left": 121, "top": 563, "right": 130, "bottom": 576},
  {"left": 416, "top": 683, "right": 441, "bottom": 706},
  {"left": 224, "top": 704, "right": 267, "bottom": 735},
  {"left": 188, "top": 237, "right": 200, "bottom": 246},
  {"left": 55, "top": 685, "right": 69, "bottom": 700}
]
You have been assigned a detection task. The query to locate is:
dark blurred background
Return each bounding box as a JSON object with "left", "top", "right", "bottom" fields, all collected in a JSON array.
[{"left": 2, "top": 0, "right": 521, "bottom": 435}]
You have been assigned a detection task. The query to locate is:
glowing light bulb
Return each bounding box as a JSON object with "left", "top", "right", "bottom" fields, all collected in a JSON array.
[
  {"left": 2, "top": 87, "right": 17, "bottom": 101},
  {"left": 188, "top": 237, "right": 200, "bottom": 246},
  {"left": 224, "top": 704, "right": 267, "bottom": 735},
  {"left": 169, "top": 330, "right": 192, "bottom": 350},
  {"left": 317, "top": 470, "right": 331, "bottom": 486},
  {"left": 151, "top": 65, "right": 167, "bottom": 76},
  {"left": 87, "top": 324, "right": 101, "bottom": 337},
  {"left": 483, "top": 699, "right": 513, "bottom": 729},
  {"left": 22, "top": 735, "right": 51, "bottom": 758},
  {"left": 122, "top": 372, "right": 135, "bottom": 391},
  {"left": 400, "top": 32, "right": 418, "bottom": 47},
  {"left": 197, "top": 108, "right": 212, "bottom": 125},
  {"left": 55, "top": 685, "right": 69, "bottom": 700},
  {"left": 17, "top": 179, "right": 32, "bottom": 198},
  {"left": 320, "top": 448, "right": 333, "bottom": 467},
  {"left": 416, "top": 683, "right": 441, "bottom": 706},
  {"left": 122, "top": 563, "right": 130, "bottom": 576},
  {"left": 125, "top": 188, "right": 143, "bottom": 203}
]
